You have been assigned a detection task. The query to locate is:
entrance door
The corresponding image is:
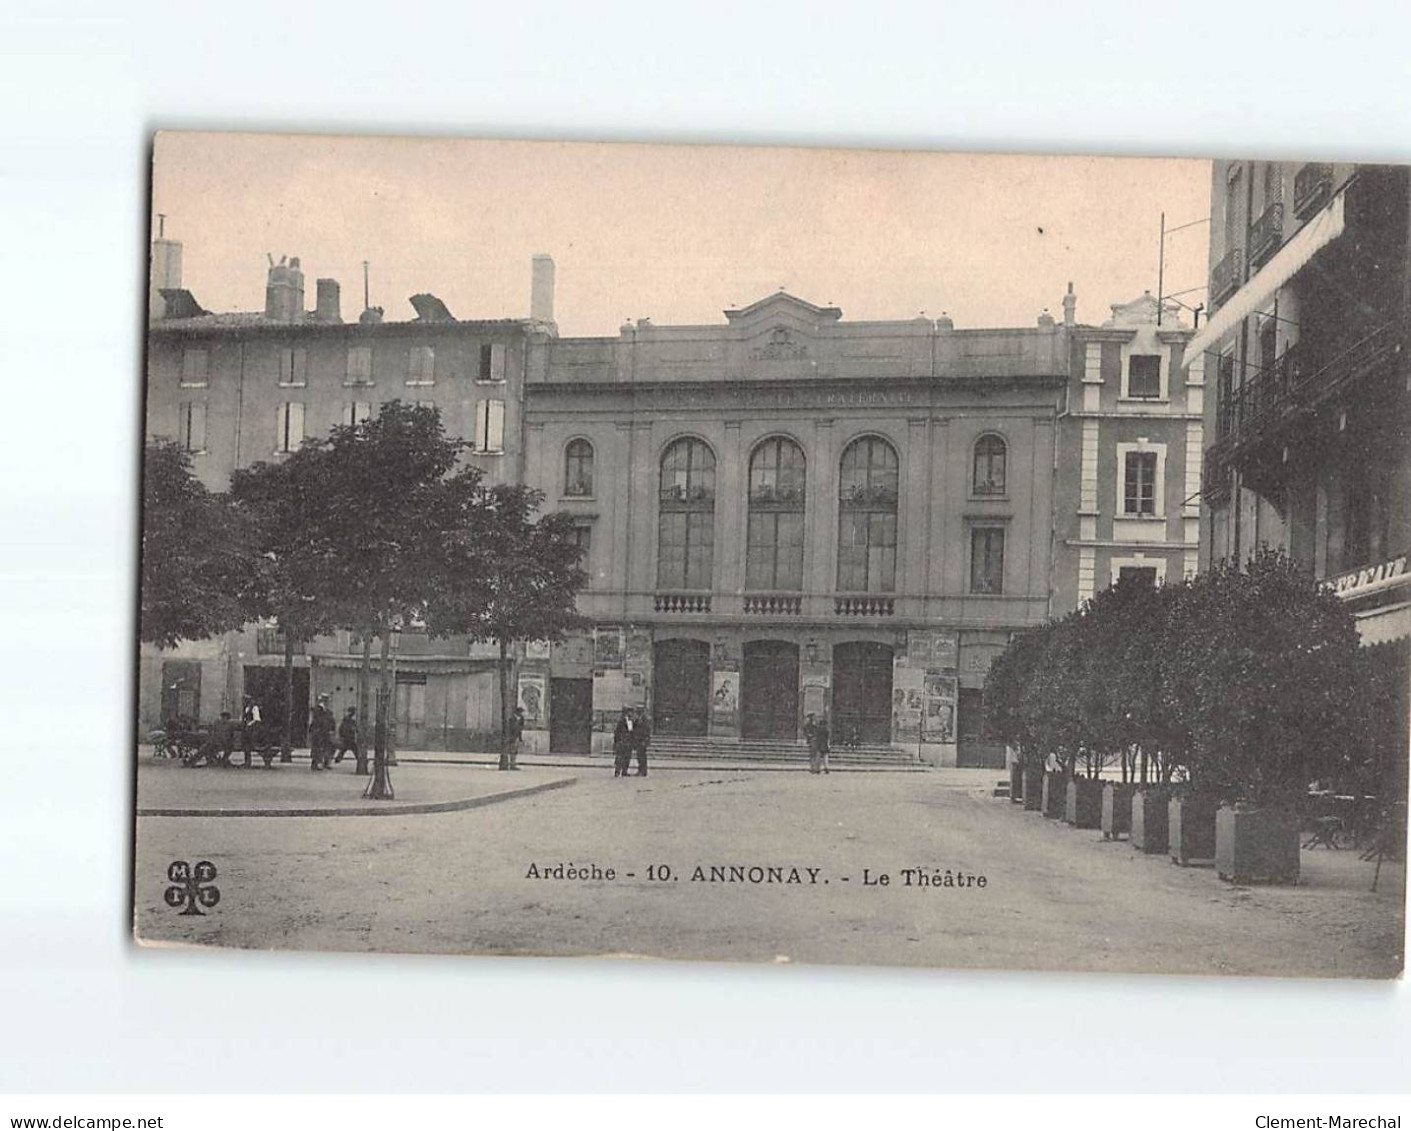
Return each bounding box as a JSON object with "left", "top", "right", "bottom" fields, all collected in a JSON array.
[
  {"left": 160, "top": 660, "right": 201, "bottom": 725},
  {"left": 831, "top": 641, "right": 893, "bottom": 744},
  {"left": 243, "top": 665, "right": 310, "bottom": 745},
  {"left": 742, "top": 640, "right": 800, "bottom": 739},
  {"left": 549, "top": 677, "right": 593, "bottom": 754},
  {"left": 957, "top": 687, "right": 1006, "bottom": 768},
  {"left": 395, "top": 675, "right": 427, "bottom": 749},
  {"left": 653, "top": 639, "right": 709, "bottom": 736}
]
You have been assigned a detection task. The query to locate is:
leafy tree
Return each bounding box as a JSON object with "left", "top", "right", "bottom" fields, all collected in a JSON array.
[
  {"left": 140, "top": 440, "right": 252, "bottom": 648},
  {"left": 230, "top": 444, "right": 342, "bottom": 762},
  {"left": 314, "top": 402, "right": 472, "bottom": 796},
  {"left": 427, "top": 483, "right": 589, "bottom": 770},
  {"left": 985, "top": 626, "right": 1048, "bottom": 770},
  {"left": 1163, "top": 549, "right": 1362, "bottom": 805},
  {"left": 1019, "top": 613, "right": 1085, "bottom": 777}
]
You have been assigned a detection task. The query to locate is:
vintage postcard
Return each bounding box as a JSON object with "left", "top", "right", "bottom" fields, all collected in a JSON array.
[{"left": 134, "top": 131, "right": 1408, "bottom": 977}]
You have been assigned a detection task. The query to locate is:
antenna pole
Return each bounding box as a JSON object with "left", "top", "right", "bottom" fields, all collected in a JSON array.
[
  {"left": 362, "top": 261, "right": 370, "bottom": 310},
  {"left": 1157, "top": 211, "right": 1165, "bottom": 326},
  {"left": 157, "top": 213, "right": 166, "bottom": 239}
]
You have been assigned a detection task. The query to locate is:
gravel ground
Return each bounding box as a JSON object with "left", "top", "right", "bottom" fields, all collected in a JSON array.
[{"left": 134, "top": 767, "right": 1406, "bottom": 978}]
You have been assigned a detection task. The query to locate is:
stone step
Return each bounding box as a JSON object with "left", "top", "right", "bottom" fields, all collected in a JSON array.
[{"left": 646, "top": 739, "right": 917, "bottom": 765}]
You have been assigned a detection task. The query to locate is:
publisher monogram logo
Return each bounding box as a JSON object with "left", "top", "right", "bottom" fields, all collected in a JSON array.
[{"left": 164, "top": 860, "right": 220, "bottom": 916}]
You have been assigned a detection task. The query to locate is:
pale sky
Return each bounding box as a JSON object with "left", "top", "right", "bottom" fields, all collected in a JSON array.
[{"left": 152, "top": 132, "right": 1211, "bottom": 336}]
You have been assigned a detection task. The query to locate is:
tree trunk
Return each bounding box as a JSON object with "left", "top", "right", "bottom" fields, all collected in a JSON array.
[
  {"left": 369, "top": 630, "right": 393, "bottom": 798},
  {"left": 498, "top": 638, "right": 510, "bottom": 771},
  {"left": 356, "top": 633, "right": 371, "bottom": 775},
  {"left": 280, "top": 630, "right": 295, "bottom": 763}
]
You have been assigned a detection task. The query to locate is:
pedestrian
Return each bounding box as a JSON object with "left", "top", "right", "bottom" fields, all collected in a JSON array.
[
  {"left": 506, "top": 706, "right": 526, "bottom": 770},
  {"left": 612, "top": 707, "right": 634, "bottom": 778},
  {"left": 334, "top": 707, "right": 360, "bottom": 767},
  {"left": 309, "top": 694, "right": 335, "bottom": 771},
  {"left": 240, "top": 695, "right": 263, "bottom": 769},
  {"left": 814, "top": 713, "right": 831, "bottom": 775},
  {"left": 631, "top": 706, "right": 651, "bottom": 778},
  {"left": 804, "top": 713, "right": 820, "bottom": 774}
]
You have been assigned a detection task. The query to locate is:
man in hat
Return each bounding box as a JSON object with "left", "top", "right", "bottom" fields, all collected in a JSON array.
[
  {"left": 309, "top": 694, "right": 336, "bottom": 771},
  {"left": 240, "top": 695, "right": 263, "bottom": 769}
]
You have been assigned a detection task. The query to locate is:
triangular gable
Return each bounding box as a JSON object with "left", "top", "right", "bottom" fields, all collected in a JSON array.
[{"left": 723, "top": 291, "right": 843, "bottom": 326}]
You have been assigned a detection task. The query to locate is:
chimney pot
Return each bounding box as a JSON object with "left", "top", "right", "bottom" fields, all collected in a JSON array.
[
  {"left": 266, "top": 254, "right": 305, "bottom": 322},
  {"left": 315, "top": 278, "right": 342, "bottom": 323},
  {"left": 531, "top": 253, "right": 556, "bottom": 325}
]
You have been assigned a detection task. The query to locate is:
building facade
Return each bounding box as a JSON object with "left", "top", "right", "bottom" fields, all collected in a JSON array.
[
  {"left": 140, "top": 242, "right": 554, "bottom": 746},
  {"left": 517, "top": 292, "right": 1068, "bottom": 766},
  {"left": 1053, "top": 289, "right": 1199, "bottom": 613},
  {"left": 1190, "top": 161, "right": 1410, "bottom": 651}
]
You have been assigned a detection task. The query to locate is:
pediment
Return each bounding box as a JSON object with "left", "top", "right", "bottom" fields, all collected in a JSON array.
[{"left": 723, "top": 290, "right": 843, "bottom": 329}]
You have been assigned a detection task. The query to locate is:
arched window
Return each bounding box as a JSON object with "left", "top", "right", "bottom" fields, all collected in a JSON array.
[
  {"left": 564, "top": 438, "right": 594, "bottom": 496},
  {"left": 973, "top": 434, "right": 1006, "bottom": 496},
  {"left": 837, "top": 436, "right": 898, "bottom": 593},
  {"left": 658, "top": 437, "right": 716, "bottom": 590},
  {"left": 747, "top": 436, "right": 806, "bottom": 590}
]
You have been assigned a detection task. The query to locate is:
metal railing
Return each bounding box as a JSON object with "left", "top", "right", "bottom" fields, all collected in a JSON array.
[
  {"left": 1248, "top": 201, "right": 1285, "bottom": 269},
  {"left": 1293, "top": 162, "right": 1334, "bottom": 220},
  {"left": 1211, "top": 247, "right": 1244, "bottom": 306}
]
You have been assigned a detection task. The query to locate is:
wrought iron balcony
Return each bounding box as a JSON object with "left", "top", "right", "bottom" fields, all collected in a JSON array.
[
  {"left": 834, "top": 595, "right": 894, "bottom": 616},
  {"left": 1293, "top": 162, "right": 1333, "bottom": 220},
  {"left": 654, "top": 592, "right": 712, "bottom": 613},
  {"left": 1211, "top": 323, "right": 1402, "bottom": 464},
  {"left": 743, "top": 593, "right": 802, "bottom": 615},
  {"left": 1248, "top": 201, "right": 1285, "bottom": 269},
  {"left": 1211, "top": 247, "right": 1243, "bottom": 306}
]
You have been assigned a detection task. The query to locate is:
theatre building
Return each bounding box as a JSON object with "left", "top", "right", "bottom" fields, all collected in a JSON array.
[{"left": 518, "top": 292, "right": 1067, "bottom": 766}]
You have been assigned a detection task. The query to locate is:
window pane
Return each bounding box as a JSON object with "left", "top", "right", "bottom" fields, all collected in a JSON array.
[
  {"left": 974, "top": 435, "right": 1006, "bottom": 494},
  {"left": 657, "top": 512, "right": 685, "bottom": 587},
  {"left": 565, "top": 440, "right": 593, "bottom": 495},
  {"left": 1128, "top": 355, "right": 1161, "bottom": 398},
  {"left": 474, "top": 401, "right": 488, "bottom": 449},
  {"left": 182, "top": 349, "right": 207, "bottom": 385},
  {"left": 409, "top": 345, "right": 434, "bottom": 383},
  {"left": 686, "top": 512, "right": 713, "bottom": 589},
  {"left": 347, "top": 347, "right": 372, "bottom": 383}
]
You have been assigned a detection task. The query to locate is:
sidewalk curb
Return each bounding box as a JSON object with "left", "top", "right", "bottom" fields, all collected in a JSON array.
[{"left": 136, "top": 775, "right": 578, "bottom": 819}]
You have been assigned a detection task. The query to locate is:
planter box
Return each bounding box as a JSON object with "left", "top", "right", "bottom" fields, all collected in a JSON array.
[
  {"left": 1131, "top": 788, "right": 1170, "bottom": 854},
  {"left": 1009, "top": 763, "right": 1025, "bottom": 804},
  {"left": 1041, "top": 773, "right": 1068, "bottom": 819},
  {"left": 1065, "top": 777, "right": 1103, "bottom": 828},
  {"left": 1169, "top": 794, "right": 1218, "bottom": 866},
  {"left": 1216, "top": 804, "right": 1301, "bottom": 884},
  {"left": 1022, "top": 766, "right": 1044, "bottom": 812},
  {"left": 1102, "top": 782, "right": 1136, "bottom": 840}
]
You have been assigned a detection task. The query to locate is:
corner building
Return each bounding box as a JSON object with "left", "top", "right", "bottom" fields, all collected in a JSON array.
[
  {"left": 520, "top": 292, "right": 1066, "bottom": 766},
  {"left": 140, "top": 242, "right": 550, "bottom": 747}
]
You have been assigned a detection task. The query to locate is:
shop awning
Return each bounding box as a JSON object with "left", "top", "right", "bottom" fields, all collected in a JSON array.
[{"left": 1180, "top": 189, "right": 1347, "bottom": 368}]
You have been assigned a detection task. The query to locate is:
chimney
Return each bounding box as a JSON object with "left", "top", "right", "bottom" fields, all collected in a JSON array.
[
  {"left": 1063, "top": 282, "right": 1076, "bottom": 326},
  {"left": 265, "top": 255, "right": 305, "bottom": 322},
  {"left": 149, "top": 229, "right": 183, "bottom": 320},
  {"left": 1037, "top": 308, "right": 1055, "bottom": 328},
  {"left": 359, "top": 306, "right": 384, "bottom": 325},
  {"left": 531, "top": 253, "right": 555, "bottom": 324},
  {"left": 315, "top": 278, "right": 342, "bottom": 323}
]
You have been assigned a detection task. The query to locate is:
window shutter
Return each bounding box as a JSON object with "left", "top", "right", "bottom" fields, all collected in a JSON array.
[
  {"left": 276, "top": 404, "right": 286, "bottom": 451},
  {"left": 289, "top": 402, "right": 304, "bottom": 447},
  {"left": 478, "top": 343, "right": 492, "bottom": 380},
  {"left": 473, "top": 400, "right": 488, "bottom": 450},
  {"left": 293, "top": 348, "right": 307, "bottom": 384},
  {"left": 189, "top": 402, "right": 206, "bottom": 452},
  {"left": 490, "top": 343, "right": 506, "bottom": 381},
  {"left": 487, "top": 399, "right": 504, "bottom": 451}
]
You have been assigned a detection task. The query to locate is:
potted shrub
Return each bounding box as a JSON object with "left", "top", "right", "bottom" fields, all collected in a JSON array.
[
  {"left": 1008, "top": 759, "right": 1024, "bottom": 805},
  {"left": 1216, "top": 803, "right": 1302, "bottom": 885},
  {"left": 1022, "top": 763, "right": 1044, "bottom": 812},
  {"left": 1167, "top": 552, "right": 1361, "bottom": 883},
  {"left": 1168, "top": 788, "right": 1218, "bottom": 866},
  {"left": 1042, "top": 770, "right": 1068, "bottom": 819},
  {"left": 1102, "top": 781, "right": 1136, "bottom": 839},
  {"left": 1130, "top": 786, "right": 1170, "bottom": 853},
  {"left": 1065, "top": 774, "right": 1103, "bottom": 828}
]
